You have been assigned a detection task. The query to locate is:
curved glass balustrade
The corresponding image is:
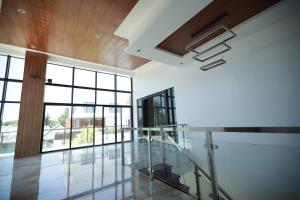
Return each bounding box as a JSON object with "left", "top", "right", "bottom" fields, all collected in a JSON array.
[{"left": 121, "top": 126, "right": 300, "bottom": 200}]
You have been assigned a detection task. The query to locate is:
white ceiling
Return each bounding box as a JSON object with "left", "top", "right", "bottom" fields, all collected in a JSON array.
[{"left": 114, "top": 0, "right": 213, "bottom": 67}]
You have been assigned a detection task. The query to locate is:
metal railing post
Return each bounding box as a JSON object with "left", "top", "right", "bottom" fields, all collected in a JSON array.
[
  {"left": 121, "top": 128, "right": 125, "bottom": 166},
  {"left": 206, "top": 129, "right": 220, "bottom": 200},
  {"left": 161, "top": 128, "right": 166, "bottom": 165},
  {"left": 147, "top": 130, "right": 153, "bottom": 181},
  {"left": 194, "top": 166, "right": 202, "bottom": 200}
]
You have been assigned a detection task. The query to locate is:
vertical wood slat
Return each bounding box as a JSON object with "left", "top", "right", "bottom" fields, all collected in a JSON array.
[{"left": 15, "top": 51, "right": 47, "bottom": 158}]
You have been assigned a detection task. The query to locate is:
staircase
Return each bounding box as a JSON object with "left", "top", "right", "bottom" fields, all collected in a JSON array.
[
  {"left": 140, "top": 163, "right": 190, "bottom": 194},
  {"left": 130, "top": 137, "right": 195, "bottom": 196}
]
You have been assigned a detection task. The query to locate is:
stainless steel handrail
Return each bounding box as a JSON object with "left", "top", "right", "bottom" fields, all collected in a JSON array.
[{"left": 122, "top": 126, "right": 300, "bottom": 134}]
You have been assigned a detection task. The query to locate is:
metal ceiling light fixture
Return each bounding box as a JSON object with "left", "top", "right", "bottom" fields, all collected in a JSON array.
[
  {"left": 200, "top": 59, "right": 226, "bottom": 71},
  {"left": 185, "top": 16, "right": 236, "bottom": 71}
]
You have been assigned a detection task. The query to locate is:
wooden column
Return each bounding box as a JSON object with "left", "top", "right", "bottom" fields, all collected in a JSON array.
[{"left": 15, "top": 51, "right": 47, "bottom": 158}]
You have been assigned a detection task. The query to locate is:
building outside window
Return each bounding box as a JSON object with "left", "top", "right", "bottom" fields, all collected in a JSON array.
[{"left": 42, "top": 63, "right": 133, "bottom": 152}]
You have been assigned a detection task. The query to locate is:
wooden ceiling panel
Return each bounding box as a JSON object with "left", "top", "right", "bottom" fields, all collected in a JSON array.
[
  {"left": 0, "top": 0, "right": 149, "bottom": 70},
  {"left": 157, "top": 0, "right": 281, "bottom": 56}
]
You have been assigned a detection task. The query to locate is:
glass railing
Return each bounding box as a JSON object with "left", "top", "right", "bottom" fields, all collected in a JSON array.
[
  {"left": 121, "top": 128, "right": 217, "bottom": 200},
  {"left": 121, "top": 126, "right": 300, "bottom": 200}
]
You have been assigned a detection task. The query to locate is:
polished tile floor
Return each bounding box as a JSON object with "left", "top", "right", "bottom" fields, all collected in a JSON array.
[{"left": 0, "top": 143, "right": 193, "bottom": 200}]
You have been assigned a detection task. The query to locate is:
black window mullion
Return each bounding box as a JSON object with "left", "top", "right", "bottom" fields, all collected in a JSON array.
[
  {"left": 40, "top": 105, "right": 46, "bottom": 153},
  {"left": 130, "top": 77, "right": 133, "bottom": 141},
  {"left": 70, "top": 67, "right": 75, "bottom": 149},
  {"left": 0, "top": 56, "right": 11, "bottom": 135},
  {"left": 93, "top": 72, "right": 97, "bottom": 146},
  {"left": 114, "top": 74, "right": 117, "bottom": 142},
  {"left": 102, "top": 107, "right": 104, "bottom": 144}
]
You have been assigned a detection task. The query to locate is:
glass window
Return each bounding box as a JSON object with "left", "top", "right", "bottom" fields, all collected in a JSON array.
[
  {"left": 95, "top": 106, "right": 103, "bottom": 145},
  {"left": 117, "top": 107, "right": 131, "bottom": 142},
  {"left": 44, "top": 85, "right": 72, "bottom": 103},
  {"left": 8, "top": 57, "right": 25, "bottom": 80},
  {"left": 122, "top": 108, "right": 131, "bottom": 141},
  {"left": 0, "top": 103, "right": 20, "bottom": 156},
  {"left": 97, "top": 73, "right": 114, "bottom": 90},
  {"left": 97, "top": 91, "right": 114, "bottom": 105},
  {"left": 42, "top": 106, "right": 71, "bottom": 152},
  {"left": 46, "top": 64, "right": 73, "bottom": 85},
  {"left": 117, "top": 108, "right": 121, "bottom": 142},
  {"left": 5, "top": 82, "right": 22, "bottom": 101},
  {"left": 117, "top": 76, "right": 131, "bottom": 91},
  {"left": 74, "top": 69, "right": 95, "bottom": 88},
  {"left": 104, "top": 107, "right": 115, "bottom": 144},
  {"left": 117, "top": 92, "right": 131, "bottom": 105},
  {"left": 73, "top": 88, "right": 95, "bottom": 104},
  {"left": 71, "top": 106, "right": 94, "bottom": 148},
  {"left": 0, "top": 55, "right": 7, "bottom": 78},
  {"left": 41, "top": 64, "right": 132, "bottom": 151}
]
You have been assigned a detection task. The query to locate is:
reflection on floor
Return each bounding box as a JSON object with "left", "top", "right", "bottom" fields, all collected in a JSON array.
[{"left": 0, "top": 143, "right": 193, "bottom": 200}]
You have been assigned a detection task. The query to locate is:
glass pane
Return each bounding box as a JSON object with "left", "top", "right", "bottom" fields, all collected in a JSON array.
[
  {"left": 44, "top": 85, "right": 72, "bottom": 103},
  {"left": 0, "top": 55, "right": 7, "bottom": 78},
  {"left": 117, "top": 92, "right": 131, "bottom": 105},
  {"left": 104, "top": 107, "right": 115, "bottom": 144},
  {"left": 42, "top": 106, "right": 71, "bottom": 152},
  {"left": 97, "top": 73, "right": 114, "bottom": 90},
  {"left": 117, "top": 108, "right": 121, "bottom": 142},
  {"left": 74, "top": 68, "right": 95, "bottom": 88},
  {"left": 97, "top": 91, "right": 115, "bottom": 105},
  {"left": 117, "top": 107, "right": 131, "bottom": 142},
  {"left": 8, "top": 57, "right": 25, "bottom": 80},
  {"left": 73, "top": 88, "right": 95, "bottom": 104},
  {"left": 0, "top": 103, "right": 20, "bottom": 156},
  {"left": 213, "top": 132, "right": 300, "bottom": 200},
  {"left": 122, "top": 108, "right": 131, "bottom": 141},
  {"left": 46, "top": 64, "right": 73, "bottom": 85},
  {"left": 5, "top": 82, "right": 22, "bottom": 101},
  {"left": 71, "top": 106, "right": 94, "bottom": 148},
  {"left": 0, "top": 81, "right": 4, "bottom": 100},
  {"left": 117, "top": 76, "right": 131, "bottom": 91},
  {"left": 95, "top": 106, "right": 103, "bottom": 145}
]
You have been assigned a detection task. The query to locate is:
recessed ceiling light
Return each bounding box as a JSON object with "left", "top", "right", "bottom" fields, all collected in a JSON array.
[
  {"left": 30, "top": 44, "right": 36, "bottom": 49},
  {"left": 17, "top": 8, "right": 26, "bottom": 14}
]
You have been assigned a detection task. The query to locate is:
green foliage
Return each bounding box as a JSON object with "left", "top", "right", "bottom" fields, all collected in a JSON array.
[
  {"left": 58, "top": 108, "right": 69, "bottom": 127},
  {"left": 44, "top": 113, "right": 57, "bottom": 128},
  {"left": 73, "top": 127, "right": 94, "bottom": 144},
  {"left": 2, "top": 120, "right": 18, "bottom": 127}
]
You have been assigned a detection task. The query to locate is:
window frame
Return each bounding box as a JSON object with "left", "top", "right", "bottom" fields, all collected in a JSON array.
[
  {"left": 0, "top": 55, "right": 24, "bottom": 156},
  {"left": 41, "top": 63, "right": 133, "bottom": 153}
]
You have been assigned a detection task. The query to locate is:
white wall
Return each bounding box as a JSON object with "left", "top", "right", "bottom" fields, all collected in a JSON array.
[{"left": 133, "top": 1, "right": 300, "bottom": 199}]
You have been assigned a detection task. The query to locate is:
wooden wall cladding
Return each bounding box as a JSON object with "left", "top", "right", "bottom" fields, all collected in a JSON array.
[
  {"left": 157, "top": 0, "right": 281, "bottom": 56},
  {"left": 0, "top": 0, "right": 149, "bottom": 70},
  {"left": 15, "top": 51, "right": 47, "bottom": 158}
]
